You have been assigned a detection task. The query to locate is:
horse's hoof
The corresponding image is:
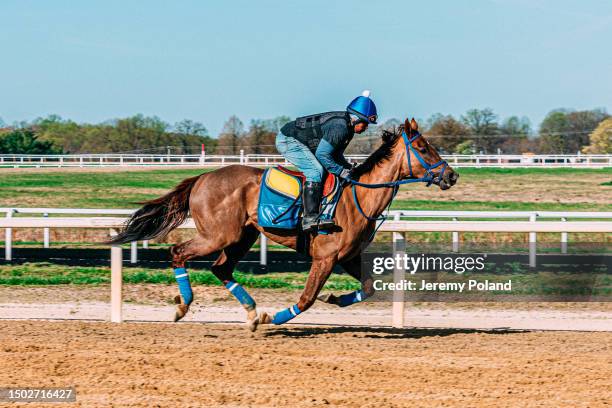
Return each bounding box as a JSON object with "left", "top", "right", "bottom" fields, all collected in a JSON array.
[
  {"left": 259, "top": 311, "right": 273, "bottom": 325},
  {"left": 247, "top": 315, "right": 260, "bottom": 332},
  {"left": 173, "top": 296, "right": 190, "bottom": 322}
]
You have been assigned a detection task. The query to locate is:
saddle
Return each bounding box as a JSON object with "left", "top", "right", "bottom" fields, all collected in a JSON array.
[
  {"left": 273, "top": 166, "right": 337, "bottom": 198},
  {"left": 258, "top": 166, "right": 342, "bottom": 230}
]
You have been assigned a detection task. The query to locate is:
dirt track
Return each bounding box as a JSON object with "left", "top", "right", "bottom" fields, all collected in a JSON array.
[{"left": 1, "top": 320, "right": 610, "bottom": 407}]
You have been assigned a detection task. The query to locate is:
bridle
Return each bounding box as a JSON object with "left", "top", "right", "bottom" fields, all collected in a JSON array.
[
  {"left": 403, "top": 130, "right": 448, "bottom": 186},
  {"left": 347, "top": 129, "right": 449, "bottom": 223}
]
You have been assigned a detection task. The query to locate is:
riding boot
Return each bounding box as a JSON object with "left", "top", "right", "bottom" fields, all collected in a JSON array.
[
  {"left": 302, "top": 181, "right": 335, "bottom": 231},
  {"left": 301, "top": 181, "right": 320, "bottom": 231}
]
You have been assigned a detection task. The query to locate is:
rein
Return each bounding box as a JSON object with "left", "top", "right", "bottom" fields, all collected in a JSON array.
[{"left": 347, "top": 130, "right": 448, "bottom": 223}]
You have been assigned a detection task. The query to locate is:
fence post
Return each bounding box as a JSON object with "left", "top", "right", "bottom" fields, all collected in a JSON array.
[
  {"left": 110, "top": 229, "right": 123, "bottom": 323},
  {"left": 130, "top": 241, "right": 137, "bottom": 264},
  {"left": 561, "top": 217, "right": 568, "bottom": 254},
  {"left": 142, "top": 240, "right": 149, "bottom": 249},
  {"left": 392, "top": 213, "right": 405, "bottom": 328},
  {"left": 529, "top": 213, "right": 537, "bottom": 268},
  {"left": 43, "top": 213, "right": 50, "bottom": 248},
  {"left": 240, "top": 150, "right": 244, "bottom": 165},
  {"left": 452, "top": 217, "right": 459, "bottom": 252},
  {"left": 259, "top": 233, "right": 267, "bottom": 270},
  {"left": 5, "top": 209, "right": 15, "bottom": 261}
]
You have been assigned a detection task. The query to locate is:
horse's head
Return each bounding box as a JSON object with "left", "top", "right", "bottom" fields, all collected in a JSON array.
[{"left": 398, "top": 118, "right": 459, "bottom": 190}]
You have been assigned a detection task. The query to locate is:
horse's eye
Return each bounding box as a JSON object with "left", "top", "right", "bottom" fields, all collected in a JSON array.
[{"left": 419, "top": 147, "right": 427, "bottom": 154}]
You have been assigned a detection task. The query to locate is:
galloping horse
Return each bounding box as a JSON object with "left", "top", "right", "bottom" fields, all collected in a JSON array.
[{"left": 110, "top": 118, "right": 458, "bottom": 330}]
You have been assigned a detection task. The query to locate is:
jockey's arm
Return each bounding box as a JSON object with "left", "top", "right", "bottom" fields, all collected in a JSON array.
[
  {"left": 315, "top": 139, "right": 346, "bottom": 176},
  {"left": 315, "top": 119, "right": 353, "bottom": 177},
  {"left": 332, "top": 145, "right": 352, "bottom": 169}
]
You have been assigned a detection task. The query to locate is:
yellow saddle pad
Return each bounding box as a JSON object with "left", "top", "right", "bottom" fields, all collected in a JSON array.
[{"left": 264, "top": 168, "right": 301, "bottom": 199}]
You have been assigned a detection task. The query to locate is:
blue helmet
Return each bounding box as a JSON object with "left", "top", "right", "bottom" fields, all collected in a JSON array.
[{"left": 347, "top": 90, "right": 378, "bottom": 124}]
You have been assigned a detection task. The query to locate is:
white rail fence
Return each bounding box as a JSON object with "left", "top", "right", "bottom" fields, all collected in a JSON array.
[
  {"left": 1, "top": 153, "right": 610, "bottom": 168},
  {"left": 2, "top": 207, "right": 612, "bottom": 265},
  {"left": 1, "top": 209, "right": 611, "bottom": 327}
]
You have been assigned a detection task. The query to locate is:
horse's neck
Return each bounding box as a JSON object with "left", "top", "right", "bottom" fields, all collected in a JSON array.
[{"left": 352, "top": 151, "right": 402, "bottom": 219}]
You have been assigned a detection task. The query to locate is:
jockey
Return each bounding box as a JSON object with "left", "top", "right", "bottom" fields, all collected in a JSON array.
[{"left": 276, "top": 90, "right": 378, "bottom": 231}]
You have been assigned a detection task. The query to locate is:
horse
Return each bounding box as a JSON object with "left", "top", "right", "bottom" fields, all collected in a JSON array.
[{"left": 109, "top": 118, "right": 459, "bottom": 330}]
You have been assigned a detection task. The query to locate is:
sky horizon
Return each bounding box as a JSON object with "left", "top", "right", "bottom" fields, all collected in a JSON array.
[{"left": 1, "top": 0, "right": 611, "bottom": 136}]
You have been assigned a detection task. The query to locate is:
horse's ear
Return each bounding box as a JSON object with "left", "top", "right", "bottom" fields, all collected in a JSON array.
[
  {"left": 404, "top": 118, "right": 411, "bottom": 132},
  {"left": 410, "top": 118, "right": 419, "bottom": 131}
]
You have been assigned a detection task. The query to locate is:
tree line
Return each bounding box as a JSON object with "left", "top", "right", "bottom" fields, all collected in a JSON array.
[{"left": 0, "top": 108, "right": 610, "bottom": 155}]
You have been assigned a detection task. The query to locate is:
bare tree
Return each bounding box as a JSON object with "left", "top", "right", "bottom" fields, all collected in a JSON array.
[
  {"left": 218, "top": 115, "right": 245, "bottom": 154},
  {"left": 246, "top": 120, "right": 276, "bottom": 154},
  {"left": 461, "top": 108, "right": 500, "bottom": 153},
  {"left": 425, "top": 114, "right": 470, "bottom": 153}
]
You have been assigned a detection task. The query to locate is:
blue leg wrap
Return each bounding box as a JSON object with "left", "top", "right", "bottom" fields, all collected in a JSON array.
[
  {"left": 174, "top": 267, "right": 193, "bottom": 304},
  {"left": 337, "top": 290, "right": 367, "bottom": 307},
  {"left": 272, "top": 304, "right": 301, "bottom": 325},
  {"left": 225, "top": 281, "right": 256, "bottom": 310}
]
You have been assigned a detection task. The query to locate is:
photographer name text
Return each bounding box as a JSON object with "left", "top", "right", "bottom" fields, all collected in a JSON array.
[{"left": 373, "top": 279, "right": 512, "bottom": 292}]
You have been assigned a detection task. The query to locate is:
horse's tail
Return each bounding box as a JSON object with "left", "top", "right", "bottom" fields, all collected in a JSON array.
[{"left": 107, "top": 174, "right": 201, "bottom": 245}]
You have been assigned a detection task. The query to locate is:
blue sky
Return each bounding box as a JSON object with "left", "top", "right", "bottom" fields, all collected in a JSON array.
[{"left": 1, "top": 0, "right": 611, "bottom": 135}]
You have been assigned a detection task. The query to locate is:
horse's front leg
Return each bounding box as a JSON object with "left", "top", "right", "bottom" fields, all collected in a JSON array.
[
  {"left": 318, "top": 253, "right": 375, "bottom": 307},
  {"left": 260, "top": 257, "right": 336, "bottom": 325}
]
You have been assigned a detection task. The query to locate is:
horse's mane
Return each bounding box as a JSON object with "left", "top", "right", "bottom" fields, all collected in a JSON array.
[{"left": 351, "top": 126, "right": 403, "bottom": 179}]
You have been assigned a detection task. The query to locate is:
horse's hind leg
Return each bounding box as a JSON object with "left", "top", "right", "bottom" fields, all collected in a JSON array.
[
  {"left": 318, "top": 253, "right": 375, "bottom": 307},
  {"left": 209, "top": 226, "right": 261, "bottom": 331},
  {"left": 171, "top": 235, "right": 222, "bottom": 322}
]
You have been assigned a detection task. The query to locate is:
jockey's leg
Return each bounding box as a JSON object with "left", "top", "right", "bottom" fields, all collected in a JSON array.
[
  {"left": 260, "top": 257, "right": 335, "bottom": 325},
  {"left": 209, "top": 227, "right": 261, "bottom": 331},
  {"left": 275, "top": 133, "right": 331, "bottom": 231},
  {"left": 318, "top": 254, "right": 375, "bottom": 307}
]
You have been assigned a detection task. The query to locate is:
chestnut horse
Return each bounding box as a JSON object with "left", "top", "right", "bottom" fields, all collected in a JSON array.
[{"left": 110, "top": 118, "right": 458, "bottom": 330}]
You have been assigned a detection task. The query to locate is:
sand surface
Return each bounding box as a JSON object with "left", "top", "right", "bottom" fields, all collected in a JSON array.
[{"left": 1, "top": 320, "right": 610, "bottom": 407}]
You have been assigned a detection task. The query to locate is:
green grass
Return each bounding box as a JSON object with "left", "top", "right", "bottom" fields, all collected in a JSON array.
[
  {"left": 0, "top": 167, "right": 609, "bottom": 210},
  {"left": 0, "top": 169, "right": 208, "bottom": 190},
  {"left": 391, "top": 199, "right": 611, "bottom": 212},
  {"left": 1, "top": 263, "right": 608, "bottom": 297},
  {"left": 0, "top": 263, "right": 361, "bottom": 290},
  {"left": 0, "top": 169, "right": 213, "bottom": 208}
]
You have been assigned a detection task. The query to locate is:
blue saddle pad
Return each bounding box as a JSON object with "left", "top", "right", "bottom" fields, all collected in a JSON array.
[
  {"left": 257, "top": 168, "right": 343, "bottom": 230},
  {"left": 258, "top": 168, "right": 302, "bottom": 229}
]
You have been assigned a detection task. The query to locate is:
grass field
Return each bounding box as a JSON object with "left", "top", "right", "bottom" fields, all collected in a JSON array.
[
  {"left": 0, "top": 262, "right": 361, "bottom": 291},
  {"left": 2, "top": 263, "right": 608, "bottom": 299},
  {"left": 0, "top": 167, "right": 610, "bottom": 211},
  {"left": 0, "top": 167, "right": 610, "bottom": 245}
]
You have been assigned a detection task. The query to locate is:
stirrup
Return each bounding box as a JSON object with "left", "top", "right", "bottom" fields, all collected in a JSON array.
[
  {"left": 301, "top": 215, "right": 319, "bottom": 232},
  {"left": 316, "top": 218, "right": 336, "bottom": 229}
]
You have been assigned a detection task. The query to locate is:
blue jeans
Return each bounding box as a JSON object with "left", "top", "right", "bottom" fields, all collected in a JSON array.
[{"left": 275, "top": 133, "right": 324, "bottom": 182}]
